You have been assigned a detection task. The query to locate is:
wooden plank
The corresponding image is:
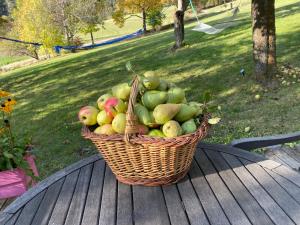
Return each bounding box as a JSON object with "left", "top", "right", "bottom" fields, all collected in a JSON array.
[
  {"left": 164, "top": 179, "right": 199, "bottom": 225},
  {"left": 222, "top": 152, "right": 295, "bottom": 225},
  {"left": 265, "top": 150, "right": 290, "bottom": 167},
  {"left": 205, "top": 149, "right": 275, "bottom": 225},
  {"left": 81, "top": 160, "right": 106, "bottom": 225},
  {"left": 3, "top": 154, "right": 101, "bottom": 214},
  {"left": 0, "top": 198, "right": 15, "bottom": 212},
  {"left": 281, "top": 147, "right": 300, "bottom": 163},
  {"left": 31, "top": 178, "right": 65, "bottom": 225},
  {"left": 272, "top": 165, "right": 300, "bottom": 187},
  {"left": 270, "top": 148, "right": 300, "bottom": 171},
  {"left": 4, "top": 210, "right": 22, "bottom": 225},
  {"left": 0, "top": 199, "right": 6, "bottom": 211},
  {"left": 133, "top": 186, "right": 170, "bottom": 225},
  {"left": 14, "top": 190, "right": 46, "bottom": 225},
  {"left": 117, "top": 182, "right": 133, "bottom": 225},
  {"left": 195, "top": 150, "right": 251, "bottom": 225},
  {"left": 48, "top": 170, "right": 80, "bottom": 225},
  {"left": 64, "top": 163, "right": 93, "bottom": 225},
  {"left": 199, "top": 143, "right": 281, "bottom": 170},
  {"left": 99, "top": 165, "right": 117, "bottom": 225},
  {"left": 266, "top": 169, "right": 300, "bottom": 204},
  {"left": 241, "top": 158, "right": 300, "bottom": 224},
  {"left": 188, "top": 159, "right": 230, "bottom": 225}
]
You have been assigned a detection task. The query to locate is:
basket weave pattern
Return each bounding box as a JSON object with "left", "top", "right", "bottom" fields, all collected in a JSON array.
[{"left": 82, "top": 76, "right": 209, "bottom": 186}]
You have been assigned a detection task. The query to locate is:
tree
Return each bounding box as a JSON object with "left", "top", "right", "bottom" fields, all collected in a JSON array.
[
  {"left": 113, "top": 0, "right": 164, "bottom": 32},
  {"left": 72, "top": 0, "right": 111, "bottom": 45},
  {"left": 173, "top": 0, "right": 188, "bottom": 49},
  {"left": 10, "top": 0, "right": 64, "bottom": 58},
  {"left": 43, "top": 0, "right": 78, "bottom": 45},
  {"left": 252, "top": 0, "right": 276, "bottom": 84}
]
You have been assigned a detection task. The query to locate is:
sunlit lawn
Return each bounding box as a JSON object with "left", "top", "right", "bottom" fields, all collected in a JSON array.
[{"left": 0, "top": 0, "right": 299, "bottom": 178}]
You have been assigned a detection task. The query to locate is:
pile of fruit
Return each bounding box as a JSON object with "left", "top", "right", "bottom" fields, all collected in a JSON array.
[{"left": 78, "top": 71, "right": 219, "bottom": 138}]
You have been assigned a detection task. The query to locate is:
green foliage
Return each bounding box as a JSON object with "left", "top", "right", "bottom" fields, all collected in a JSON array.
[
  {"left": 10, "top": 0, "right": 64, "bottom": 54},
  {"left": 146, "top": 10, "right": 166, "bottom": 29},
  {"left": 0, "top": 91, "right": 33, "bottom": 177}
]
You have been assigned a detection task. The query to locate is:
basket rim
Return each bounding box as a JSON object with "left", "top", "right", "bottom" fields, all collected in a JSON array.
[{"left": 82, "top": 114, "right": 210, "bottom": 145}]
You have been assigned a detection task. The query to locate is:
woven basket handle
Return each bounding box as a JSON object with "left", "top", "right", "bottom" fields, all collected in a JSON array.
[{"left": 124, "top": 75, "right": 140, "bottom": 143}]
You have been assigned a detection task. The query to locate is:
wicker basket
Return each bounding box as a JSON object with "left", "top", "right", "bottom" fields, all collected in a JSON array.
[{"left": 82, "top": 76, "right": 210, "bottom": 186}]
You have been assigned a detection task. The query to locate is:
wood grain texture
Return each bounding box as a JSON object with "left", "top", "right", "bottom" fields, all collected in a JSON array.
[
  {"left": 188, "top": 159, "right": 230, "bottom": 225},
  {"left": 1, "top": 145, "right": 300, "bottom": 225},
  {"left": 195, "top": 150, "right": 251, "bottom": 225},
  {"left": 31, "top": 178, "right": 65, "bottom": 225},
  {"left": 133, "top": 186, "right": 170, "bottom": 225},
  {"left": 222, "top": 152, "right": 295, "bottom": 225},
  {"left": 48, "top": 170, "right": 80, "bottom": 225},
  {"left": 64, "top": 164, "right": 93, "bottom": 225},
  {"left": 99, "top": 165, "right": 117, "bottom": 225},
  {"left": 241, "top": 158, "right": 300, "bottom": 224},
  {"left": 14, "top": 190, "right": 46, "bottom": 225},
  {"left": 117, "top": 182, "right": 133, "bottom": 225},
  {"left": 3, "top": 154, "right": 100, "bottom": 214},
  {"left": 81, "top": 160, "right": 105, "bottom": 225},
  {"left": 205, "top": 149, "right": 274, "bottom": 225}
]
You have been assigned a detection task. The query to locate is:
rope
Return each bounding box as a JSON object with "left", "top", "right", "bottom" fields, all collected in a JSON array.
[{"left": 0, "top": 36, "right": 42, "bottom": 46}]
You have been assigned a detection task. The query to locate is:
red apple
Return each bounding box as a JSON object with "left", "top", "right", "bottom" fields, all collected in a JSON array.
[{"left": 104, "top": 97, "right": 126, "bottom": 118}]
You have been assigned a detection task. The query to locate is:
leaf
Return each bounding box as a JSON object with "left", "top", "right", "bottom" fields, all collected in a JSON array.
[
  {"left": 208, "top": 117, "right": 221, "bottom": 125},
  {"left": 3, "top": 151, "right": 14, "bottom": 159},
  {"left": 244, "top": 127, "right": 251, "bottom": 132},
  {"left": 126, "top": 61, "right": 132, "bottom": 71}
]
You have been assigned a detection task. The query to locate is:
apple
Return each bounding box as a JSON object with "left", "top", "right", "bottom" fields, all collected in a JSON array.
[
  {"left": 97, "top": 110, "right": 113, "bottom": 125},
  {"left": 94, "top": 124, "right": 116, "bottom": 135},
  {"left": 104, "top": 97, "right": 126, "bottom": 117},
  {"left": 97, "top": 93, "right": 113, "bottom": 110},
  {"left": 78, "top": 106, "right": 99, "bottom": 126}
]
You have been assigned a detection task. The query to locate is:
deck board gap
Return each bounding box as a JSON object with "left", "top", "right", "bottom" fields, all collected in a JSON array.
[{"left": 192, "top": 157, "right": 233, "bottom": 225}]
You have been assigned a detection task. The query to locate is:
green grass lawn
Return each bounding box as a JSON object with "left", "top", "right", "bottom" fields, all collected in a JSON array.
[
  {"left": 0, "top": 55, "right": 28, "bottom": 67},
  {"left": 1, "top": 0, "right": 300, "bottom": 178}
]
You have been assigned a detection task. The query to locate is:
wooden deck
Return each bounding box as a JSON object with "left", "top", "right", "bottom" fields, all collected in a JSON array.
[
  {"left": 264, "top": 145, "right": 300, "bottom": 171},
  {"left": 1, "top": 143, "right": 300, "bottom": 225}
]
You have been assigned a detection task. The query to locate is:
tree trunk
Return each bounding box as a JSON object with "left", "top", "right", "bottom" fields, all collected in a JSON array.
[
  {"left": 173, "top": 10, "right": 185, "bottom": 49},
  {"left": 90, "top": 32, "right": 95, "bottom": 45},
  {"left": 142, "top": 8, "right": 147, "bottom": 32},
  {"left": 252, "top": 0, "right": 276, "bottom": 84}
]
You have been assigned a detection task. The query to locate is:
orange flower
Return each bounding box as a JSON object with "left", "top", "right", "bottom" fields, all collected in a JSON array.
[
  {"left": 5, "top": 98, "right": 17, "bottom": 106},
  {"left": 0, "top": 90, "right": 11, "bottom": 98},
  {"left": 0, "top": 102, "right": 13, "bottom": 113}
]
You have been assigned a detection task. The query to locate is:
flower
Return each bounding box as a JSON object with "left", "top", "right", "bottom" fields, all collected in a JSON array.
[
  {"left": 5, "top": 98, "right": 17, "bottom": 106},
  {"left": 0, "top": 102, "right": 13, "bottom": 113},
  {"left": 0, "top": 90, "right": 11, "bottom": 98}
]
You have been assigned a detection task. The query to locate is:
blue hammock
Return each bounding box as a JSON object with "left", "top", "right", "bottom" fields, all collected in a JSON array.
[{"left": 54, "top": 29, "right": 143, "bottom": 54}]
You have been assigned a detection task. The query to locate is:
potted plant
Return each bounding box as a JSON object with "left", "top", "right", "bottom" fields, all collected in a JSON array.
[{"left": 0, "top": 90, "right": 39, "bottom": 199}]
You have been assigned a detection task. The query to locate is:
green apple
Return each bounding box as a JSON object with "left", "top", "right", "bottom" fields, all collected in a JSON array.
[
  {"left": 97, "top": 110, "right": 113, "bottom": 125},
  {"left": 94, "top": 124, "right": 116, "bottom": 135},
  {"left": 112, "top": 113, "right": 126, "bottom": 134},
  {"left": 78, "top": 106, "right": 99, "bottom": 126}
]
